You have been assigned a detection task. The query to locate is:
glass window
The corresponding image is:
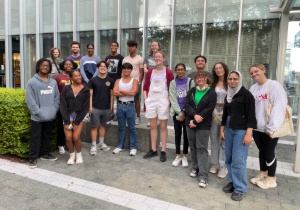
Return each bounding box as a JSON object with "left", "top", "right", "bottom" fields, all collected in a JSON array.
[
  {"left": 10, "top": 0, "right": 20, "bottom": 35},
  {"left": 121, "top": 0, "right": 144, "bottom": 29},
  {"left": 242, "top": 0, "right": 280, "bottom": 20},
  {"left": 79, "top": 0, "right": 94, "bottom": 31},
  {"left": 79, "top": 31, "right": 94, "bottom": 56},
  {"left": 121, "top": 28, "right": 143, "bottom": 57},
  {"left": 11, "top": 36, "right": 20, "bottom": 89},
  {"left": 41, "top": 0, "right": 54, "bottom": 33},
  {"left": 99, "top": 0, "right": 118, "bottom": 29},
  {"left": 24, "top": 0, "right": 36, "bottom": 34},
  {"left": 206, "top": 0, "right": 240, "bottom": 23},
  {"left": 42, "top": 33, "right": 54, "bottom": 58},
  {"left": 147, "top": 0, "right": 172, "bottom": 27},
  {"left": 100, "top": 30, "right": 117, "bottom": 60},
  {"left": 0, "top": 40, "right": 5, "bottom": 87},
  {"left": 175, "top": 0, "right": 204, "bottom": 25},
  {"left": 60, "top": 32, "right": 73, "bottom": 59},
  {"left": 58, "top": 0, "right": 73, "bottom": 32},
  {"left": 24, "top": 35, "right": 36, "bottom": 84},
  {"left": 0, "top": 0, "right": 4, "bottom": 35}
]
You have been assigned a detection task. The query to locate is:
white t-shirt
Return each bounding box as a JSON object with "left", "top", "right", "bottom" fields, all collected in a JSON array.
[{"left": 249, "top": 79, "right": 287, "bottom": 133}]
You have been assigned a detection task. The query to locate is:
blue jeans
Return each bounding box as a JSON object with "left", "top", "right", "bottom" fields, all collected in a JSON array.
[
  {"left": 116, "top": 103, "right": 137, "bottom": 150},
  {"left": 225, "top": 116, "right": 249, "bottom": 194}
]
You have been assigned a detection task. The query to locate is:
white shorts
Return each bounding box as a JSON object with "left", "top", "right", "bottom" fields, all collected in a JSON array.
[{"left": 145, "top": 97, "right": 170, "bottom": 120}]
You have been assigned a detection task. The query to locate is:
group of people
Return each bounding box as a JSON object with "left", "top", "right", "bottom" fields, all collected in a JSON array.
[{"left": 26, "top": 39, "right": 288, "bottom": 201}]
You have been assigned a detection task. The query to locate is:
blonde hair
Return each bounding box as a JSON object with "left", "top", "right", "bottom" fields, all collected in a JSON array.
[
  {"left": 49, "top": 47, "right": 61, "bottom": 58},
  {"left": 149, "top": 41, "right": 162, "bottom": 56},
  {"left": 249, "top": 63, "right": 265, "bottom": 71}
]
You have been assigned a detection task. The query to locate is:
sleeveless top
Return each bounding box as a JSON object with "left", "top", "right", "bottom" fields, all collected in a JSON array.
[
  {"left": 216, "top": 87, "right": 226, "bottom": 104},
  {"left": 119, "top": 78, "right": 134, "bottom": 102}
]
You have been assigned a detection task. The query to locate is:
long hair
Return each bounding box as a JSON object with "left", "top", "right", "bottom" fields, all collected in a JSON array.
[
  {"left": 149, "top": 41, "right": 162, "bottom": 56},
  {"left": 49, "top": 47, "right": 61, "bottom": 58},
  {"left": 36, "top": 58, "right": 52, "bottom": 74},
  {"left": 194, "top": 70, "right": 212, "bottom": 86},
  {"left": 211, "top": 62, "right": 229, "bottom": 91}
]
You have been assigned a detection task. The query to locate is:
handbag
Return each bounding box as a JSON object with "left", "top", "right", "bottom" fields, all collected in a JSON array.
[
  {"left": 266, "top": 81, "right": 294, "bottom": 138},
  {"left": 212, "top": 107, "right": 223, "bottom": 125}
]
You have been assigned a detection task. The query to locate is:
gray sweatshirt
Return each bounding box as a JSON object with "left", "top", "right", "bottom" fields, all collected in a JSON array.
[{"left": 26, "top": 73, "right": 60, "bottom": 122}]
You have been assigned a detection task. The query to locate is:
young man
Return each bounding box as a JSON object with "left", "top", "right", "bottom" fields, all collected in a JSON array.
[
  {"left": 113, "top": 63, "right": 139, "bottom": 155},
  {"left": 80, "top": 44, "right": 101, "bottom": 84},
  {"left": 66, "top": 41, "right": 83, "bottom": 72},
  {"left": 187, "top": 55, "right": 212, "bottom": 80},
  {"left": 26, "top": 58, "right": 60, "bottom": 169},
  {"left": 122, "top": 40, "right": 144, "bottom": 125},
  {"left": 87, "top": 61, "right": 114, "bottom": 155},
  {"left": 105, "top": 41, "right": 124, "bottom": 121}
]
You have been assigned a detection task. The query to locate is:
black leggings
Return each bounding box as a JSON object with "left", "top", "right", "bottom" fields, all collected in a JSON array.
[
  {"left": 57, "top": 110, "right": 66, "bottom": 147},
  {"left": 173, "top": 114, "right": 189, "bottom": 155},
  {"left": 253, "top": 130, "right": 279, "bottom": 177}
]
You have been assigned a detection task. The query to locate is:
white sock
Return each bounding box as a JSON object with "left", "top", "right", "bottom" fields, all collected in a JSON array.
[
  {"left": 99, "top": 137, "right": 104, "bottom": 145},
  {"left": 92, "top": 142, "right": 96, "bottom": 147},
  {"left": 70, "top": 152, "right": 75, "bottom": 155}
]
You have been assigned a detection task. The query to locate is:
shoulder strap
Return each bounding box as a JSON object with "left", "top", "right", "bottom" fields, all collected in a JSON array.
[
  {"left": 51, "top": 57, "right": 60, "bottom": 74},
  {"left": 189, "top": 78, "right": 192, "bottom": 90},
  {"left": 266, "top": 80, "right": 273, "bottom": 104},
  {"left": 266, "top": 80, "right": 273, "bottom": 122}
]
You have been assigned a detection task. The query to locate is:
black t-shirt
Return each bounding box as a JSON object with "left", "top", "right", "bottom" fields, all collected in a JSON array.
[
  {"left": 105, "top": 54, "right": 124, "bottom": 81},
  {"left": 87, "top": 76, "right": 114, "bottom": 109},
  {"left": 226, "top": 102, "right": 232, "bottom": 116}
]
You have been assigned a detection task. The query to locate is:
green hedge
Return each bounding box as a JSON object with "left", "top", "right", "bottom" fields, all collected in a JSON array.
[{"left": 0, "top": 88, "right": 57, "bottom": 158}]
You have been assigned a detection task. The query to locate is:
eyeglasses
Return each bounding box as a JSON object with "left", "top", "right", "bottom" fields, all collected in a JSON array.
[
  {"left": 195, "top": 77, "right": 205, "bottom": 80},
  {"left": 176, "top": 69, "right": 185, "bottom": 72},
  {"left": 41, "top": 64, "right": 50, "bottom": 68},
  {"left": 228, "top": 78, "right": 239, "bottom": 81}
]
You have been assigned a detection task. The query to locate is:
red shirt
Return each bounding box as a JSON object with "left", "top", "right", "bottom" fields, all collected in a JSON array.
[{"left": 54, "top": 74, "right": 71, "bottom": 97}]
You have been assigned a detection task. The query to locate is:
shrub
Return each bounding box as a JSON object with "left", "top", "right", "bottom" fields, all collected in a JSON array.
[{"left": 0, "top": 88, "right": 57, "bottom": 158}]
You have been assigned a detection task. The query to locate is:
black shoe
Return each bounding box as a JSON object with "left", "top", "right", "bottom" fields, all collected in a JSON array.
[
  {"left": 28, "top": 159, "right": 37, "bottom": 169},
  {"left": 40, "top": 154, "right": 58, "bottom": 161},
  {"left": 231, "top": 192, "right": 245, "bottom": 201},
  {"left": 223, "top": 182, "right": 234, "bottom": 193},
  {"left": 160, "top": 151, "right": 167, "bottom": 162},
  {"left": 143, "top": 150, "right": 158, "bottom": 159}
]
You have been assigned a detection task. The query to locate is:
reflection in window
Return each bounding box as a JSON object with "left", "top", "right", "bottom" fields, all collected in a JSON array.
[
  {"left": 42, "top": 33, "right": 54, "bottom": 58},
  {"left": 24, "top": 0, "right": 36, "bottom": 34},
  {"left": 41, "top": 0, "right": 54, "bottom": 33},
  {"left": 100, "top": 30, "right": 117, "bottom": 60},
  {"left": 147, "top": 0, "right": 172, "bottom": 27},
  {"left": 242, "top": 0, "right": 280, "bottom": 20},
  {"left": 0, "top": 0, "right": 4, "bottom": 35},
  {"left": 79, "top": 31, "right": 94, "bottom": 56},
  {"left": 25, "top": 35, "right": 36, "bottom": 83},
  {"left": 0, "top": 40, "right": 5, "bottom": 87},
  {"left": 60, "top": 32, "right": 73, "bottom": 59},
  {"left": 121, "top": 28, "right": 143, "bottom": 57},
  {"left": 12, "top": 36, "right": 20, "bottom": 89},
  {"left": 175, "top": 0, "right": 204, "bottom": 25},
  {"left": 122, "top": 0, "right": 144, "bottom": 29},
  {"left": 206, "top": 0, "right": 240, "bottom": 23},
  {"left": 58, "top": 0, "right": 73, "bottom": 32},
  {"left": 79, "top": 0, "right": 94, "bottom": 31},
  {"left": 10, "top": 0, "right": 20, "bottom": 35},
  {"left": 99, "top": 0, "right": 118, "bottom": 30}
]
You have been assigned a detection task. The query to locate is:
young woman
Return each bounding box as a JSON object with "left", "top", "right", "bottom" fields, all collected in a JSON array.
[
  {"left": 60, "top": 70, "right": 90, "bottom": 165},
  {"left": 209, "top": 62, "right": 229, "bottom": 178},
  {"left": 221, "top": 71, "right": 256, "bottom": 201},
  {"left": 143, "top": 51, "right": 174, "bottom": 162},
  {"left": 249, "top": 64, "right": 287, "bottom": 189},
  {"left": 184, "top": 71, "right": 216, "bottom": 188},
  {"left": 47, "top": 47, "right": 64, "bottom": 79},
  {"left": 54, "top": 59, "right": 77, "bottom": 154},
  {"left": 169, "top": 63, "right": 194, "bottom": 167}
]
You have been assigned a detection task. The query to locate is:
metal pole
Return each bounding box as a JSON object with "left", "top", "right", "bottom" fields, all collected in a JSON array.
[
  {"left": 201, "top": 0, "right": 207, "bottom": 55},
  {"left": 141, "top": 0, "right": 148, "bottom": 108},
  {"left": 236, "top": 0, "right": 244, "bottom": 71},
  {"left": 19, "top": 0, "right": 25, "bottom": 89},
  {"left": 36, "top": 0, "right": 40, "bottom": 60},
  {"left": 54, "top": 0, "right": 58, "bottom": 47},
  {"left": 169, "top": 0, "right": 176, "bottom": 71},
  {"left": 4, "top": 0, "right": 11, "bottom": 88},
  {"left": 73, "top": 0, "right": 78, "bottom": 41},
  {"left": 94, "top": 0, "right": 99, "bottom": 56},
  {"left": 117, "top": 0, "right": 121, "bottom": 54}
]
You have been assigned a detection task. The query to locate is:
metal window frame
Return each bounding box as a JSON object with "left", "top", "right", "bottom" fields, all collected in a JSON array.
[
  {"left": 19, "top": 0, "right": 25, "bottom": 89},
  {"left": 4, "top": 0, "right": 11, "bottom": 88}
]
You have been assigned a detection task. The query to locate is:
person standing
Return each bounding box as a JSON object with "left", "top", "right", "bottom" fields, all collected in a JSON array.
[
  {"left": 105, "top": 41, "right": 124, "bottom": 121},
  {"left": 54, "top": 59, "right": 77, "bottom": 154},
  {"left": 47, "top": 47, "right": 64, "bottom": 79},
  {"left": 187, "top": 55, "right": 212, "bottom": 80},
  {"left": 184, "top": 71, "right": 216, "bottom": 188},
  {"left": 26, "top": 58, "right": 60, "bottom": 169},
  {"left": 112, "top": 63, "right": 139, "bottom": 155},
  {"left": 209, "top": 62, "right": 229, "bottom": 178},
  {"left": 88, "top": 61, "right": 114, "bottom": 155},
  {"left": 66, "top": 41, "right": 83, "bottom": 72},
  {"left": 60, "top": 70, "right": 90, "bottom": 165},
  {"left": 249, "top": 64, "right": 287, "bottom": 189},
  {"left": 143, "top": 51, "right": 174, "bottom": 162},
  {"left": 221, "top": 71, "right": 256, "bottom": 201},
  {"left": 169, "top": 63, "right": 194, "bottom": 167},
  {"left": 80, "top": 44, "right": 101, "bottom": 84},
  {"left": 122, "top": 40, "right": 144, "bottom": 125}
]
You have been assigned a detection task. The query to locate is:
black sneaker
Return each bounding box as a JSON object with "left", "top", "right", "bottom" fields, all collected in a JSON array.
[
  {"left": 40, "top": 154, "right": 58, "bottom": 161},
  {"left": 160, "top": 151, "right": 167, "bottom": 162},
  {"left": 28, "top": 159, "right": 37, "bottom": 169},
  {"left": 143, "top": 149, "right": 158, "bottom": 159},
  {"left": 223, "top": 182, "right": 234, "bottom": 193},
  {"left": 231, "top": 192, "right": 245, "bottom": 201},
  {"left": 199, "top": 179, "right": 208, "bottom": 188}
]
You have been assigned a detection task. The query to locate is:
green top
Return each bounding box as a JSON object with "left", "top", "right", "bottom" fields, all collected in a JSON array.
[{"left": 195, "top": 87, "right": 210, "bottom": 106}]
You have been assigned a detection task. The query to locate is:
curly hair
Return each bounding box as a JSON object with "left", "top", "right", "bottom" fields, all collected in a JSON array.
[
  {"left": 59, "top": 59, "right": 78, "bottom": 71},
  {"left": 36, "top": 58, "right": 52, "bottom": 74},
  {"left": 210, "top": 62, "right": 229, "bottom": 91}
]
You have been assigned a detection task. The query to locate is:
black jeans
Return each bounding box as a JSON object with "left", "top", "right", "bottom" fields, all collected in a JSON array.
[
  {"left": 29, "top": 120, "right": 55, "bottom": 160},
  {"left": 173, "top": 114, "right": 189, "bottom": 155},
  {"left": 57, "top": 110, "right": 66, "bottom": 147},
  {"left": 253, "top": 130, "right": 279, "bottom": 177}
]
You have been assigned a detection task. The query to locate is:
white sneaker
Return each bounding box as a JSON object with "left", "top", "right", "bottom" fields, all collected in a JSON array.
[
  {"left": 113, "top": 147, "right": 123, "bottom": 154},
  {"left": 257, "top": 177, "right": 277, "bottom": 189},
  {"left": 98, "top": 143, "right": 111, "bottom": 151},
  {"left": 182, "top": 156, "right": 188, "bottom": 167},
  {"left": 67, "top": 153, "right": 75, "bottom": 165},
  {"left": 172, "top": 156, "right": 182, "bottom": 167},
  {"left": 90, "top": 146, "right": 97, "bottom": 155},
  {"left": 250, "top": 173, "right": 266, "bottom": 185},
  {"left": 130, "top": 149, "right": 137, "bottom": 156},
  {"left": 76, "top": 153, "right": 83, "bottom": 164},
  {"left": 58, "top": 146, "right": 65, "bottom": 154}
]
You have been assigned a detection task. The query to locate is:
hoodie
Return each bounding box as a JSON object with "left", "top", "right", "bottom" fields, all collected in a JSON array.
[{"left": 26, "top": 73, "right": 60, "bottom": 122}]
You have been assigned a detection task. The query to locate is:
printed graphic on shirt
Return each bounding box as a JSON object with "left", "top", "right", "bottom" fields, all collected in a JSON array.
[
  {"left": 177, "top": 84, "right": 187, "bottom": 98},
  {"left": 147, "top": 58, "right": 156, "bottom": 68},
  {"left": 105, "top": 81, "right": 111, "bottom": 86},
  {"left": 107, "top": 59, "right": 119, "bottom": 73},
  {"left": 61, "top": 79, "right": 71, "bottom": 85},
  {"left": 41, "top": 86, "right": 54, "bottom": 95},
  {"left": 74, "top": 61, "right": 80, "bottom": 69},
  {"left": 253, "top": 93, "right": 268, "bottom": 102}
]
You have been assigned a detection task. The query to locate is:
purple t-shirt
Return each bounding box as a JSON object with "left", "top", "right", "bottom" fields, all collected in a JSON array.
[
  {"left": 66, "top": 55, "right": 83, "bottom": 71},
  {"left": 175, "top": 77, "right": 188, "bottom": 111}
]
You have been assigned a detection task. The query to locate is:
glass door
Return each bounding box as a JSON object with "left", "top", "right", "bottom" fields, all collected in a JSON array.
[{"left": 0, "top": 39, "right": 5, "bottom": 88}]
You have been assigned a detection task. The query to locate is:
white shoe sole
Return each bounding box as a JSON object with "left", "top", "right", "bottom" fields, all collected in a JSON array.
[
  {"left": 59, "top": 151, "right": 65, "bottom": 154},
  {"left": 40, "top": 157, "right": 58, "bottom": 161},
  {"left": 172, "top": 162, "right": 181, "bottom": 167},
  {"left": 67, "top": 161, "right": 75, "bottom": 165},
  {"left": 250, "top": 179, "right": 258, "bottom": 185},
  {"left": 90, "top": 152, "right": 97, "bottom": 156},
  {"left": 190, "top": 174, "right": 197, "bottom": 177},
  {"left": 130, "top": 153, "right": 136, "bottom": 156},
  {"left": 209, "top": 170, "right": 218, "bottom": 174},
  {"left": 29, "top": 165, "right": 37, "bottom": 169},
  {"left": 98, "top": 147, "right": 111, "bottom": 151},
  {"left": 199, "top": 183, "right": 208, "bottom": 188},
  {"left": 76, "top": 160, "right": 83, "bottom": 164},
  {"left": 182, "top": 164, "right": 189, "bottom": 168},
  {"left": 113, "top": 150, "right": 122, "bottom": 154},
  {"left": 257, "top": 182, "right": 277, "bottom": 189}
]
